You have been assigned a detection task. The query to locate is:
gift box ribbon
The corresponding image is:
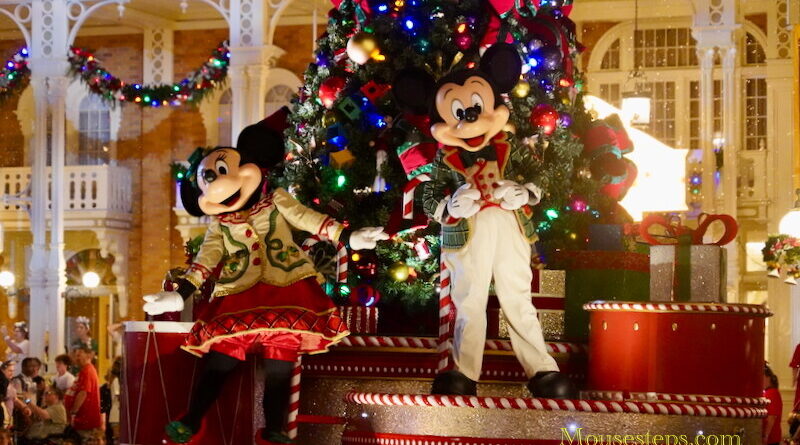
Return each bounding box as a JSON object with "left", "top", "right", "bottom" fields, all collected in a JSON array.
[{"left": 638, "top": 213, "right": 738, "bottom": 246}]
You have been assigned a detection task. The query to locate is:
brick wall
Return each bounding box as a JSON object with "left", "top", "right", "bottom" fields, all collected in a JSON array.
[{"left": 273, "top": 25, "right": 316, "bottom": 78}]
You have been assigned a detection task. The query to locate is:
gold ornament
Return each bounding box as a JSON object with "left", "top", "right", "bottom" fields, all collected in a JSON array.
[
  {"left": 389, "top": 261, "right": 410, "bottom": 282},
  {"left": 513, "top": 80, "right": 531, "bottom": 98},
  {"left": 347, "top": 32, "right": 383, "bottom": 65},
  {"left": 322, "top": 111, "right": 339, "bottom": 127}
]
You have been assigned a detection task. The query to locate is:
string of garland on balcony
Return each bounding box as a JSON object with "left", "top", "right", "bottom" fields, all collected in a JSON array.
[{"left": 0, "top": 41, "right": 229, "bottom": 107}]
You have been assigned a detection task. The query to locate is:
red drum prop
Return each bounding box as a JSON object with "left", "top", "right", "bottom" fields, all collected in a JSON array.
[
  {"left": 585, "top": 302, "right": 771, "bottom": 398},
  {"left": 120, "top": 322, "right": 256, "bottom": 445}
]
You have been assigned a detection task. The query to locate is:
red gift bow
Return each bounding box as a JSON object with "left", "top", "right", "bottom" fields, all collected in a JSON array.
[{"left": 638, "top": 213, "right": 738, "bottom": 246}]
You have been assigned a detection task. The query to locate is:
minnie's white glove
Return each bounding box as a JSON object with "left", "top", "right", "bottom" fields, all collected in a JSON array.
[
  {"left": 524, "top": 182, "right": 543, "bottom": 206},
  {"left": 349, "top": 227, "right": 389, "bottom": 250},
  {"left": 492, "top": 180, "right": 529, "bottom": 210},
  {"left": 446, "top": 184, "right": 482, "bottom": 219},
  {"left": 142, "top": 292, "right": 184, "bottom": 316}
]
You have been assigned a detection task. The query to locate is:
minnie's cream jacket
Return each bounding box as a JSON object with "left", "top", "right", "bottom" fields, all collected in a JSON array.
[{"left": 184, "top": 187, "right": 344, "bottom": 297}]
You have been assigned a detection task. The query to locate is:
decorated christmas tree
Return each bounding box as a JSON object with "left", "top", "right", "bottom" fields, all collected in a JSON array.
[{"left": 280, "top": 0, "right": 635, "bottom": 314}]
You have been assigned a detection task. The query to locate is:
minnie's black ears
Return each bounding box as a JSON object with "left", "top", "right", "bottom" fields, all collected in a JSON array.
[{"left": 179, "top": 178, "right": 205, "bottom": 217}]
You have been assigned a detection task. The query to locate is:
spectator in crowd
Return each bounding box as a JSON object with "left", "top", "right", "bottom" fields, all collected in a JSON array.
[
  {"left": 71, "top": 317, "right": 98, "bottom": 357},
  {"left": 54, "top": 354, "right": 76, "bottom": 392},
  {"left": 764, "top": 363, "right": 783, "bottom": 445},
  {"left": 1, "top": 322, "right": 29, "bottom": 365},
  {"left": 12, "top": 357, "right": 42, "bottom": 406},
  {"left": 65, "top": 345, "right": 102, "bottom": 441},
  {"left": 1, "top": 360, "right": 30, "bottom": 428},
  {"left": 102, "top": 357, "right": 121, "bottom": 445},
  {"left": 32, "top": 376, "right": 45, "bottom": 408},
  {"left": 0, "top": 374, "right": 9, "bottom": 430},
  {"left": 24, "top": 386, "right": 67, "bottom": 441}
]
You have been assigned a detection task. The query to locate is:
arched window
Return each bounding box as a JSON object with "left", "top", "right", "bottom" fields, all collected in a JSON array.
[
  {"left": 78, "top": 95, "right": 111, "bottom": 165},
  {"left": 264, "top": 84, "right": 295, "bottom": 116},
  {"left": 218, "top": 89, "right": 232, "bottom": 146},
  {"left": 600, "top": 39, "right": 620, "bottom": 70},
  {"left": 744, "top": 33, "right": 766, "bottom": 65}
]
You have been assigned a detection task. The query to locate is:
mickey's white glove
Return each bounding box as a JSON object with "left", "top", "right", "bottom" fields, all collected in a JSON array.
[
  {"left": 492, "top": 180, "right": 529, "bottom": 210},
  {"left": 524, "top": 182, "right": 543, "bottom": 206},
  {"left": 349, "top": 226, "right": 389, "bottom": 250},
  {"left": 142, "top": 292, "right": 184, "bottom": 316},
  {"left": 447, "top": 184, "right": 482, "bottom": 219}
]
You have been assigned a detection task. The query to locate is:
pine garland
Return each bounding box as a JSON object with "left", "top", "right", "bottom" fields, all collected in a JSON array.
[
  {"left": 0, "top": 42, "right": 229, "bottom": 107},
  {"left": 0, "top": 48, "right": 30, "bottom": 103}
]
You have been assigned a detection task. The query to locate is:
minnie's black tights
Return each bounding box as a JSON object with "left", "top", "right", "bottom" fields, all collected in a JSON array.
[{"left": 181, "top": 351, "right": 294, "bottom": 437}]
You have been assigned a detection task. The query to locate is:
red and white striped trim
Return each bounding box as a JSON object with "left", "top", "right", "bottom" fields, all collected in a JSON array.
[
  {"left": 438, "top": 260, "right": 454, "bottom": 372},
  {"left": 403, "top": 174, "right": 431, "bottom": 219},
  {"left": 301, "top": 235, "right": 348, "bottom": 284},
  {"left": 582, "top": 390, "right": 769, "bottom": 407},
  {"left": 337, "top": 336, "right": 585, "bottom": 354},
  {"left": 583, "top": 301, "right": 772, "bottom": 316},
  {"left": 286, "top": 358, "right": 302, "bottom": 439},
  {"left": 344, "top": 392, "right": 767, "bottom": 419}
]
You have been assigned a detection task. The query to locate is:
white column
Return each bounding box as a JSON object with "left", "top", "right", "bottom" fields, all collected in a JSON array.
[
  {"left": 720, "top": 45, "right": 739, "bottom": 302},
  {"left": 765, "top": 60, "right": 795, "bottom": 394},
  {"left": 28, "top": 0, "right": 70, "bottom": 363},
  {"left": 227, "top": 63, "right": 248, "bottom": 144},
  {"left": 27, "top": 76, "right": 49, "bottom": 361},
  {"left": 696, "top": 46, "right": 716, "bottom": 213},
  {"left": 46, "top": 75, "right": 68, "bottom": 361},
  {"left": 143, "top": 28, "right": 174, "bottom": 85}
]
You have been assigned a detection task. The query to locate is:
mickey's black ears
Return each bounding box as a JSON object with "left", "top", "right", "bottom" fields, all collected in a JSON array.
[
  {"left": 179, "top": 179, "right": 205, "bottom": 217},
  {"left": 392, "top": 68, "right": 437, "bottom": 115},
  {"left": 480, "top": 43, "right": 522, "bottom": 93}
]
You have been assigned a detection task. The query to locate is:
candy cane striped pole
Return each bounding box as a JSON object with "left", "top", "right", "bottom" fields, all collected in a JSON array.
[
  {"left": 402, "top": 174, "right": 431, "bottom": 219},
  {"left": 286, "top": 358, "right": 303, "bottom": 440},
  {"left": 437, "top": 260, "right": 454, "bottom": 372},
  {"left": 302, "top": 235, "right": 348, "bottom": 284}
]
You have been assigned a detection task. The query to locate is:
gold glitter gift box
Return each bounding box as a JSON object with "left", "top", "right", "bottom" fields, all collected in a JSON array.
[
  {"left": 496, "top": 269, "right": 566, "bottom": 341},
  {"left": 649, "top": 244, "right": 727, "bottom": 302}
]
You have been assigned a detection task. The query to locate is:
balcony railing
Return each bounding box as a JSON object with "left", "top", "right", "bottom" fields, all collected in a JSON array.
[{"left": 0, "top": 165, "right": 133, "bottom": 225}]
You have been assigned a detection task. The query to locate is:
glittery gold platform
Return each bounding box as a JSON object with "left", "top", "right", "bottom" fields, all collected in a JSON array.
[{"left": 294, "top": 336, "right": 762, "bottom": 445}]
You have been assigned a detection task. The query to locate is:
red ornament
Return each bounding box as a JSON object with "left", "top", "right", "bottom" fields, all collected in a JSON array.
[
  {"left": 318, "top": 76, "right": 346, "bottom": 109},
  {"left": 455, "top": 34, "right": 473, "bottom": 51},
  {"left": 350, "top": 284, "right": 381, "bottom": 307},
  {"left": 530, "top": 104, "right": 559, "bottom": 135}
]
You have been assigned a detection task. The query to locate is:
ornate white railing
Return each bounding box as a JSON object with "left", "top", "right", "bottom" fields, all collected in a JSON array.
[{"left": 0, "top": 164, "right": 132, "bottom": 215}]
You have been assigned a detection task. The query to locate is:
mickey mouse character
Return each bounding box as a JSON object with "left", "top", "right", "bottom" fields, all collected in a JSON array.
[
  {"left": 143, "top": 107, "right": 388, "bottom": 445},
  {"left": 394, "top": 44, "right": 575, "bottom": 398}
]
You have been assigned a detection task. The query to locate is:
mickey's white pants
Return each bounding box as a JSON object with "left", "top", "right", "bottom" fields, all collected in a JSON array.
[{"left": 443, "top": 207, "right": 559, "bottom": 381}]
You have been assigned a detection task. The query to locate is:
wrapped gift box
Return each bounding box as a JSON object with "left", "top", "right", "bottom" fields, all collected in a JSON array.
[
  {"left": 489, "top": 269, "right": 565, "bottom": 340},
  {"left": 551, "top": 251, "right": 650, "bottom": 342},
  {"left": 338, "top": 305, "right": 379, "bottom": 334},
  {"left": 650, "top": 244, "right": 727, "bottom": 303},
  {"left": 498, "top": 309, "right": 564, "bottom": 341}
]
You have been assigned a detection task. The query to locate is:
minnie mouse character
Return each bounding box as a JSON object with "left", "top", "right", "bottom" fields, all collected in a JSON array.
[
  {"left": 393, "top": 44, "right": 575, "bottom": 398},
  {"left": 143, "top": 107, "right": 387, "bottom": 444}
]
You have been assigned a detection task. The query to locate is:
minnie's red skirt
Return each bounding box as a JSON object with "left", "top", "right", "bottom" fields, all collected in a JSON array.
[{"left": 181, "top": 278, "right": 349, "bottom": 362}]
